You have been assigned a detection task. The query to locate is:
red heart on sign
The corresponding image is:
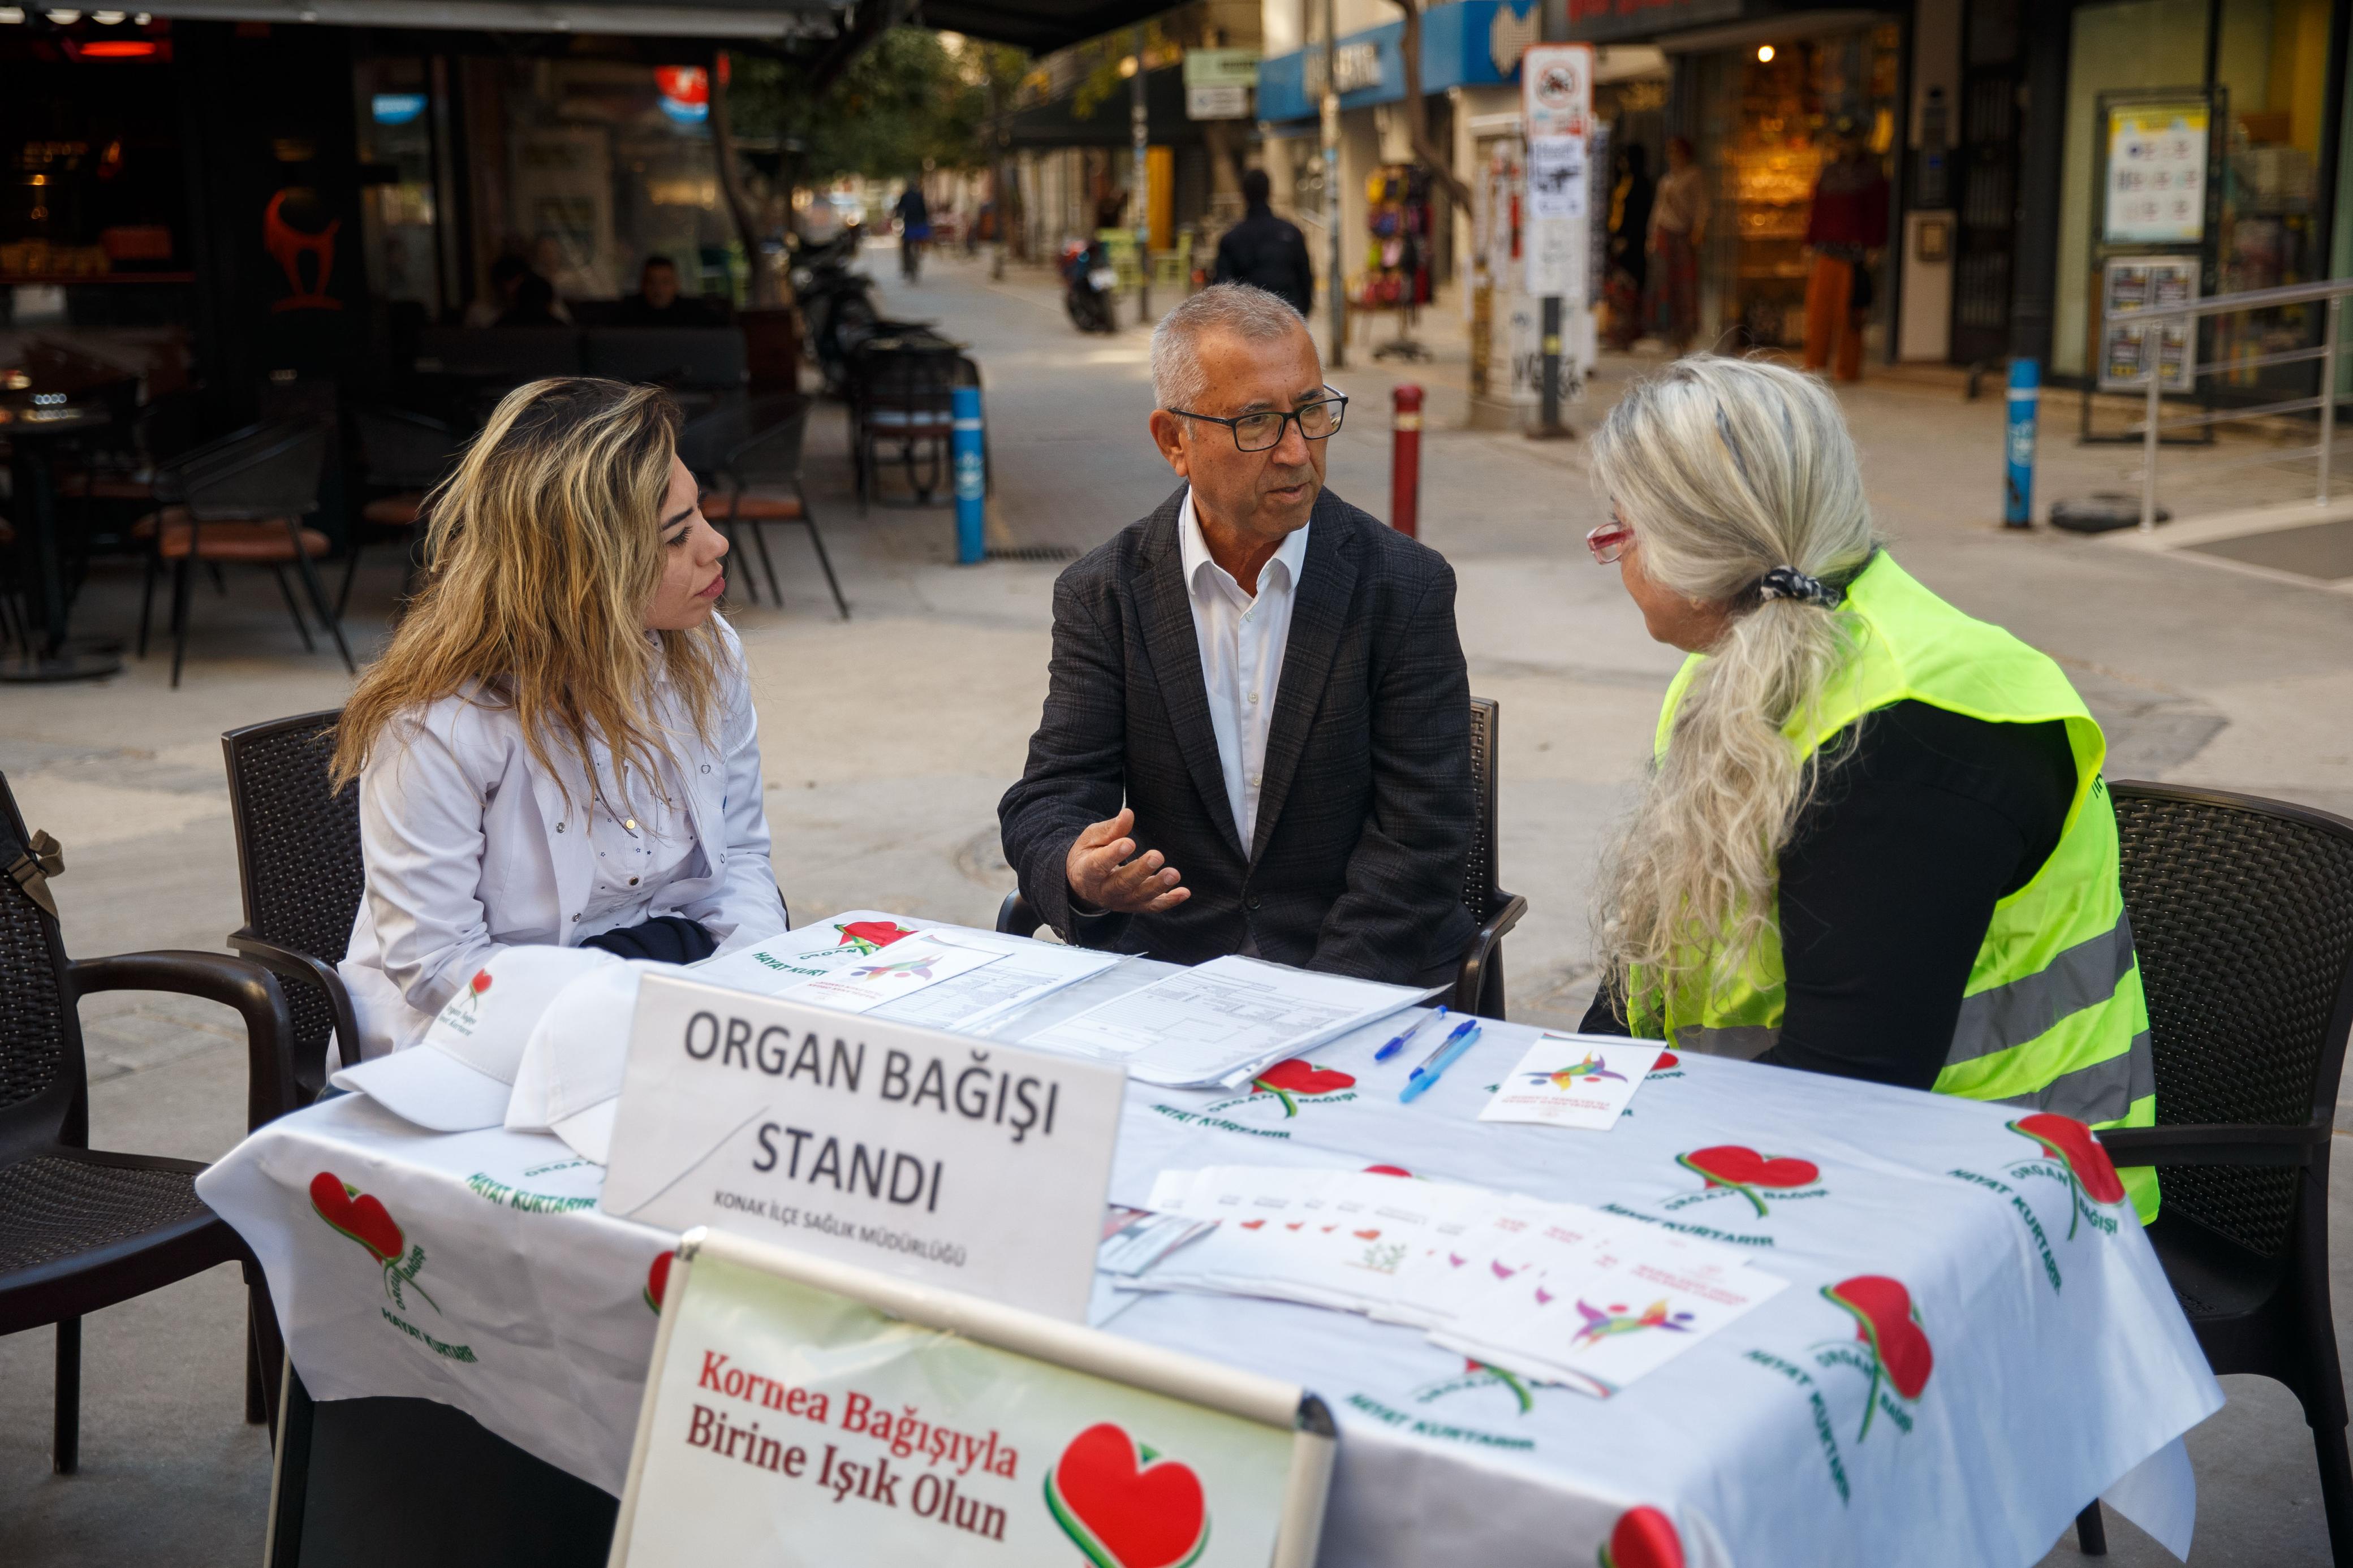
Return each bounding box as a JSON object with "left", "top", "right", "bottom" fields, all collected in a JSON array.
[
  {"left": 1253, "top": 1059, "right": 1355, "bottom": 1096},
  {"left": 1601, "top": 1505, "right": 1684, "bottom": 1568},
  {"left": 1680, "top": 1145, "right": 1818, "bottom": 1190},
  {"left": 2009, "top": 1113, "right": 2127, "bottom": 1205},
  {"left": 309, "top": 1172, "right": 403, "bottom": 1265},
  {"left": 645, "top": 1251, "right": 673, "bottom": 1313},
  {"left": 1823, "top": 1275, "right": 1934, "bottom": 1401},
  {"left": 1046, "top": 1423, "right": 1209, "bottom": 1568}
]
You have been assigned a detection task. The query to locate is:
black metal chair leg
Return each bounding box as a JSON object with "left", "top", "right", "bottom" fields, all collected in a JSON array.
[
  {"left": 2309, "top": 1410, "right": 2353, "bottom": 1563},
  {"left": 271, "top": 565, "right": 316, "bottom": 653},
  {"left": 335, "top": 541, "right": 363, "bottom": 622},
  {"left": 169, "top": 554, "right": 195, "bottom": 688},
  {"left": 2073, "top": 1501, "right": 2106, "bottom": 1555},
  {"left": 207, "top": 560, "right": 229, "bottom": 596},
  {"left": 801, "top": 519, "right": 848, "bottom": 621},
  {"left": 288, "top": 537, "right": 355, "bottom": 675},
  {"left": 54, "top": 1315, "right": 81, "bottom": 1475},
  {"left": 137, "top": 545, "right": 160, "bottom": 658},
  {"left": 751, "top": 521, "right": 783, "bottom": 606}
]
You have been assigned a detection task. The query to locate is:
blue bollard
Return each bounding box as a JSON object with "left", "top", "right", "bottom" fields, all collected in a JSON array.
[
  {"left": 952, "top": 385, "right": 986, "bottom": 565},
  {"left": 2005, "top": 358, "right": 2039, "bottom": 529}
]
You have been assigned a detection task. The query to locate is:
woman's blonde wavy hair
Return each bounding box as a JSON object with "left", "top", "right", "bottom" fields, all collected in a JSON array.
[
  {"left": 331, "top": 377, "right": 727, "bottom": 802},
  {"left": 1589, "top": 356, "right": 1881, "bottom": 998}
]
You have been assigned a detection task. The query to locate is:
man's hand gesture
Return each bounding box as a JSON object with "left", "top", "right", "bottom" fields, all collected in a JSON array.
[{"left": 1065, "top": 808, "right": 1190, "bottom": 915}]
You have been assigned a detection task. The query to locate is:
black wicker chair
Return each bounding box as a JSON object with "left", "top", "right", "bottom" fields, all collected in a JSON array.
[
  {"left": 680, "top": 394, "right": 847, "bottom": 619},
  {"left": 2077, "top": 782, "right": 2353, "bottom": 1560},
  {"left": 997, "top": 695, "right": 1528, "bottom": 1017},
  {"left": 222, "top": 710, "right": 364, "bottom": 1098},
  {"left": 0, "top": 769, "right": 300, "bottom": 1473}
]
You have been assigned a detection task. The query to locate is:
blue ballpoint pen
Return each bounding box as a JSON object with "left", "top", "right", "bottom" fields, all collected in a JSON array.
[
  {"left": 1373, "top": 1005, "right": 1447, "bottom": 1063},
  {"left": 1399, "top": 1021, "right": 1483, "bottom": 1104}
]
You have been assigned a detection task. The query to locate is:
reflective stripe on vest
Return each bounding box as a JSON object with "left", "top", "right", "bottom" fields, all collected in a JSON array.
[{"left": 1626, "top": 554, "right": 2160, "bottom": 1223}]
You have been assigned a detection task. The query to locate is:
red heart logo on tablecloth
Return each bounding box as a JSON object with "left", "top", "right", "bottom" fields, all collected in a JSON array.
[
  {"left": 1364, "top": 1164, "right": 1413, "bottom": 1177},
  {"left": 644, "top": 1250, "right": 673, "bottom": 1313},
  {"left": 1283, "top": 1221, "right": 1304, "bottom": 1230},
  {"left": 1598, "top": 1505, "right": 1684, "bottom": 1568},
  {"left": 1352, "top": 1229, "right": 1381, "bottom": 1240},
  {"left": 1650, "top": 1051, "right": 1679, "bottom": 1072},
  {"left": 309, "top": 1172, "right": 404, "bottom": 1264},
  {"left": 839, "top": 919, "right": 916, "bottom": 951},
  {"left": 2009, "top": 1113, "right": 2127, "bottom": 1206},
  {"left": 1679, "top": 1145, "right": 1818, "bottom": 1190},
  {"left": 1822, "top": 1275, "right": 1934, "bottom": 1438},
  {"left": 1045, "top": 1422, "right": 1209, "bottom": 1568}
]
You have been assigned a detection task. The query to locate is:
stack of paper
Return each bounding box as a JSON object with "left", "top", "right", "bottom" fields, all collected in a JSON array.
[
  {"left": 1134, "top": 1166, "right": 1790, "bottom": 1398},
  {"left": 1023, "top": 955, "right": 1438, "bottom": 1088},
  {"left": 691, "top": 915, "right": 1127, "bottom": 1036}
]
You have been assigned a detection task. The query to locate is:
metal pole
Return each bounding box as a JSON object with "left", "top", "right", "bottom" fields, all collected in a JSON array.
[
  {"left": 2140, "top": 327, "right": 2161, "bottom": 534},
  {"left": 1539, "top": 295, "right": 1562, "bottom": 435},
  {"left": 2322, "top": 295, "right": 2341, "bottom": 507},
  {"left": 1131, "top": 26, "right": 1151, "bottom": 325},
  {"left": 1321, "top": 0, "right": 1345, "bottom": 368}
]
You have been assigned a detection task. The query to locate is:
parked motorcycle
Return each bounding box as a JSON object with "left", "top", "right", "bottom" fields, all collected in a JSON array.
[
  {"left": 792, "top": 231, "right": 882, "bottom": 394},
  {"left": 1062, "top": 238, "right": 1118, "bottom": 334}
]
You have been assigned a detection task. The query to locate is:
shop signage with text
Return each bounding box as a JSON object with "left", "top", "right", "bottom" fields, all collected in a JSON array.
[{"left": 600, "top": 976, "right": 1125, "bottom": 1321}]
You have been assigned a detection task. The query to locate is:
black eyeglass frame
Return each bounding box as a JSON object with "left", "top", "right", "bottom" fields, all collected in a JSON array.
[{"left": 1167, "top": 388, "right": 1350, "bottom": 452}]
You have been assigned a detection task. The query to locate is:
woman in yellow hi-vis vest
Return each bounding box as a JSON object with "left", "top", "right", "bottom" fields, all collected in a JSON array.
[{"left": 1579, "top": 357, "right": 2158, "bottom": 1221}]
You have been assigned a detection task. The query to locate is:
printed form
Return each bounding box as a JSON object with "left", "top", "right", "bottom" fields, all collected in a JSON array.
[{"left": 1024, "top": 954, "right": 1434, "bottom": 1088}]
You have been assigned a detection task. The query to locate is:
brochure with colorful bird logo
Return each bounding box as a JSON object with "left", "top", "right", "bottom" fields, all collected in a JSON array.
[
  {"left": 771, "top": 931, "right": 1013, "bottom": 1014},
  {"left": 1479, "top": 1033, "right": 1665, "bottom": 1129}
]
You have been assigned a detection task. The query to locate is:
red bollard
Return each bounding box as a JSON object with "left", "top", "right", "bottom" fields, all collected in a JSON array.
[{"left": 1390, "top": 383, "right": 1424, "bottom": 538}]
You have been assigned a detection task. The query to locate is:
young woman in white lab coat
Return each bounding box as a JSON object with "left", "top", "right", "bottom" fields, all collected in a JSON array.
[{"left": 331, "top": 377, "right": 784, "bottom": 1059}]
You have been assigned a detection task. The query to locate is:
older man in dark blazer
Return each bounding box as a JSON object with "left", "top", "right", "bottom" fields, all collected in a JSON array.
[{"left": 999, "top": 283, "right": 1473, "bottom": 986}]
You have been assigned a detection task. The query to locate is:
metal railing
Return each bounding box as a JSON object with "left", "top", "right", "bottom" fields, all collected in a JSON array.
[{"left": 2113, "top": 273, "right": 2353, "bottom": 531}]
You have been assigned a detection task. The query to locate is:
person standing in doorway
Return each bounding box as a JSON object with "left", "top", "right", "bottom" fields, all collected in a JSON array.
[
  {"left": 1802, "top": 120, "right": 1889, "bottom": 382},
  {"left": 1605, "top": 144, "right": 1655, "bottom": 351},
  {"left": 1647, "top": 136, "right": 1707, "bottom": 355},
  {"left": 1213, "top": 168, "right": 1317, "bottom": 319}
]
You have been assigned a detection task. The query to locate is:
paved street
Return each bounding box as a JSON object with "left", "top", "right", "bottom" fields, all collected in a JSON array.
[{"left": 3, "top": 243, "right": 2351, "bottom": 1562}]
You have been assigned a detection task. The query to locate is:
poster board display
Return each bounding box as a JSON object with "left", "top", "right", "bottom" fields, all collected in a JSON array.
[
  {"left": 609, "top": 1227, "right": 1337, "bottom": 1568},
  {"left": 2097, "top": 255, "right": 2199, "bottom": 394},
  {"left": 2102, "top": 99, "right": 2211, "bottom": 246}
]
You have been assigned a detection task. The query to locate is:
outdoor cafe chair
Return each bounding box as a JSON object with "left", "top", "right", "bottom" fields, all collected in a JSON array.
[
  {"left": 343, "top": 405, "right": 463, "bottom": 619},
  {"left": 847, "top": 336, "right": 982, "bottom": 514},
  {"left": 997, "top": 695, "right": 1527, "bottom": 1018},
  {"left": 2080, "top": 782, "right": 2353, "bottom": 1559},
  {"left": 134, "top": 420, "right": 353, "bottom": 688},
  {"left": 221, "top": 710, "right": 365, "bottom": 1098},
  {"left": 0, "top": 768, "right": 301, "bottom": 1472},
  {"left": 679, "top": 393, "right": 848, "bottom": 620}
]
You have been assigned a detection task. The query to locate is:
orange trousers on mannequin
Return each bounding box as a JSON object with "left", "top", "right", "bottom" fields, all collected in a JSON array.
[{"left": 1803, "top": 255, "right": 1864, "bottom": 382}]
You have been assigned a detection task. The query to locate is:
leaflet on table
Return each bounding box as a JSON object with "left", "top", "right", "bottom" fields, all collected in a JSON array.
[
  {"left": 867, "top": 941, "right": 1127, "bottom": 1032},
  {"left": 770, "top": 931, "right": 1011, "bottom": 1014},
  {"left": 1022, "top": 954, "right": 1438, "bottom": 1088},
  {"left": 687, "top": 909, "right": 933, "bottom": 993},
  {"left": 1133, "top": 1165, "right": 1790, "bottom": 1397},
  {"left": 1478, "top": 1033, "right": 1665, "bottom": 1129}
]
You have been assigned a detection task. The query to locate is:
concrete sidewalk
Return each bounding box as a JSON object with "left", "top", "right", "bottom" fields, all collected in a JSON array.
[{"left": 2, "top": 243, "right": 2350, "bottom": 1562}]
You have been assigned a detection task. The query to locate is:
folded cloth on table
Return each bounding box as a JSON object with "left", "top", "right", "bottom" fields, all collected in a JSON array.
[
  {"left": 331, "top": 946, "right": 624, "bottom": 1131},
  {"left": 505, "top": 960, "right": 692, "bottom": 1162}
]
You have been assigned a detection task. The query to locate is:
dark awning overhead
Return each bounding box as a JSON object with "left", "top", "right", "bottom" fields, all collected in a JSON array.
[
  {"left": 137, "top": 0, "right": 846, "bottom": 41},
  {"left": 914, "top": 0, "right": 1188, "bottom": 53}
]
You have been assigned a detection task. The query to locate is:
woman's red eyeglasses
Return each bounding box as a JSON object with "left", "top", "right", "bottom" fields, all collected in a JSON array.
[{"left": 1587, "top": 520, "right": 1634, "bottom": 565}]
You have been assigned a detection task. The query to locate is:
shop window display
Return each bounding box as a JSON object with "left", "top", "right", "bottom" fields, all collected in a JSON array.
[{"left": 1691, "top": 26, "right": 1900, "bottom": 357}]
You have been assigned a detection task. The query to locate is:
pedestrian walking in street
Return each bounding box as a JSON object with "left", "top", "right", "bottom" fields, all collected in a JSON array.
[
  {"left": 894, "top": 181, "right": 932, "bottom": 282},
  {"left": 1647, "top": 136, "right": 1706, "bottom": 354},
  {"left": 1578, "top": 355, "right": 2157, "bottom": 1220},
  {"left": 999, "top": 283, "right": 1473, "bottom": 986},
  {"left": 1212, "top": 168, "right": 1316, "bottom": 319},
  {"left": 331, "top": 377, "right": 782, "bottom": 1059},
  {"left": 1802, "top": 120, "right": 1889, "bottom": 382}
]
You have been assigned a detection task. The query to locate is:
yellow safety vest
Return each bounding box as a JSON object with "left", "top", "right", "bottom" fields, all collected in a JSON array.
[{"left": 1628, "top": 554, "right": 2158, "bottom": 1222}]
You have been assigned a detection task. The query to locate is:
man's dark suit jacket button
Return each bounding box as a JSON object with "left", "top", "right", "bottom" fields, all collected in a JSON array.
[{"left": 1244, "top": 893, "right": 1262, "bottom": 911}]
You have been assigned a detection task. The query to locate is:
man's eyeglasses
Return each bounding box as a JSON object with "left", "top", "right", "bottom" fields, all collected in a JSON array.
[
  {"left": 1170, "top": 389, "right": 1349, "bottom": 452},
  {"left": 1587, "top": 520, "right": 1634, "bottom": 565}
]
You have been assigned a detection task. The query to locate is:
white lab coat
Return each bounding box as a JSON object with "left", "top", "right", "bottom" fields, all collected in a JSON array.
[{"left": 339, "top": 619, "right": 780, "bottom": 1059}]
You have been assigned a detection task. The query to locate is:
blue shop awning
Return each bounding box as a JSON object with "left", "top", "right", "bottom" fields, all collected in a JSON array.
[{"left": 1256, "top": 0, "right": 1537, "bottom": 124}]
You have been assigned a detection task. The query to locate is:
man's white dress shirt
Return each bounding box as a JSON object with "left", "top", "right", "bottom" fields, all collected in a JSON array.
[{"left": 1178, "top": 487, "right": 1309, "bottom": 847}]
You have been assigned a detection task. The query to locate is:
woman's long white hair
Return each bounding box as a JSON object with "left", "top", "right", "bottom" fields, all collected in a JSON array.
[{"left": 1589, "top": 355, "right": 1881, "bottom": 999}]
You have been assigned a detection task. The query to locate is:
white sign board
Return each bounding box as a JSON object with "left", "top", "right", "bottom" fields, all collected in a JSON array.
[
  {"left": 1520, "top": 42, "right": 1592, "bottom": 141},
  {"left": 2098, "top": 254, "right": 2200, "bottom": 394},
  {"left": 600, "top": 975, "right": 1126, "bottom": 1321},
  {"left": 2104, "top": 100, "right": 2209, "bottom": 245},
  {"left": 1187, "top": 83, "right": 1251, "bottom": 120},
  {"left": 609, "top": 1228, "right": 1335, "bottom": 1568}
]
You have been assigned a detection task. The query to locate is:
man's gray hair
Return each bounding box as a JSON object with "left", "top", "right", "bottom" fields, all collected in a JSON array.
[{"left": 1150, "top": 283, "right": 1307, "bottom": 411}]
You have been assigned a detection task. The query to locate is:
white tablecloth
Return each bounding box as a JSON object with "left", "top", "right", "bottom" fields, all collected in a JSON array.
[{"left": 200, "top": 973, "right": 2220, "bottom": 1568}]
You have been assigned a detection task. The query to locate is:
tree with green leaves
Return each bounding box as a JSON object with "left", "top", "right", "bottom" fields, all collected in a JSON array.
[{"left": 730, "top": 29, "right": 1028, "bottom": 183}]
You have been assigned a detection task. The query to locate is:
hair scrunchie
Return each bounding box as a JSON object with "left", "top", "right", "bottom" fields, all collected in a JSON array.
[{"left": 1755, "top": 565, "right": 1842, "bottom": 608}]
